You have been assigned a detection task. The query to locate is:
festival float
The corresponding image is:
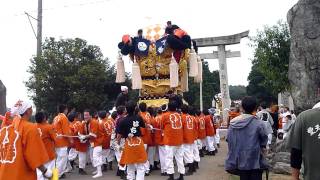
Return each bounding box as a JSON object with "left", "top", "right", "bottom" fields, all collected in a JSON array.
[{"left": 115, "top": 24, "right": 202, "bottom": 107}]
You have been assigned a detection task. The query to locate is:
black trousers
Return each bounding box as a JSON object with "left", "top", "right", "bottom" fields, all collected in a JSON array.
[{"left": 239, "top": 169, "right": 263, "bottom": 180}]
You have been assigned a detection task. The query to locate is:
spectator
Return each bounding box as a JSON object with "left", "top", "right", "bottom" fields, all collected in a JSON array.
[
  {"left": 288, "top": 103, "right": 320, "bottom": 180},
  {"left": 283, "top": 115, "right": 293, "bottom": 138},
  {"left": 256, "top": 102, "right": 274, "bottom": 151},
  {"left": 269, "top": 105, "right": 279, "bottom": 137},
  {"left": 225, "top": 96, "right": 268, "bottom": 180}
]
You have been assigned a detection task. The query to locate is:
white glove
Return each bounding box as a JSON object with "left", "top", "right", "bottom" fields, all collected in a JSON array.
[
  {"left": 111, "top": 133, "right": 116, "bottom": 140},
  {"left": 89, "top": 132, "right": 97, "bottom": 138},
  {"left": 43, "top": 169, "right": 53, "bottom": 179},
  {"left": 78, "top": 135, "right": 86, "bottom": 141},
  {"left": 56, "top": 134, "right": 63, "bottom": 138},
  {"left": 80, "top": 138, "right": 87, "bottom": 143},
  {"left": 148, "top": 124, "right": 153, "bottom": 130}
]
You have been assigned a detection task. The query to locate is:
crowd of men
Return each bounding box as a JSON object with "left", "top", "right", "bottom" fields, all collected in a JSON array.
[
  {"left": 2, "top": 86, "right": 319, "bottom": 180},
  {"left": 225, "top": 97, "right": 320, "bottom": 180},
  {"left": 228, "top": 102, "right": 297, "bottom": 143},
  {"left": 0, "top": 88, "right": 222, "bottom": 180}
]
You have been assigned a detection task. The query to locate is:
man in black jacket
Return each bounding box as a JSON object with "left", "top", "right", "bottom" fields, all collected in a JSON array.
[
  {"left": 288, "top": 103, "right": 320, "bottom": 180},
  {"left": 115, "top": 86, "right": 129, "bottom": 108}
]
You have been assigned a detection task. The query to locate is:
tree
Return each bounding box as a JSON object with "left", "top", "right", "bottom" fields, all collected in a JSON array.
[
  {"left": 247, "top": 64, "right": 277, "bottom": 105},
  {"left": 250, "top": 21, "right": 291, "bottom": 95},
  {"left": 229, "top": 85, "right": 247, "bottom": 100},
  {"left": 184, "top": 61, "right": 220, "bottom": 109},
  {"left": 26, "top": 37, "right": 130, "bottom": 115}
]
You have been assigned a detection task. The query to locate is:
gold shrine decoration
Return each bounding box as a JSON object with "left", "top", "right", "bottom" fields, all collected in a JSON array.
[
  {"left": 131, "top": 43, "right": 191, "bottom": 107},
  {"left": 136, "top": 46, "right": 190, "bottom": 77},
  {"left": 139, "top": 98, "right": 169, "bottom": 108},
  {"left": 140, "top": 79, "right": 183, "bottom": 97},
  {"left": 138, "top": 96, "right": 189, "bottom": 108},
  {"left": 136, "top": 45, "right": 157, "bottom": 77}
]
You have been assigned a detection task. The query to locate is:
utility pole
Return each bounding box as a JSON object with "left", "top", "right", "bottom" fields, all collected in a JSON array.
[
  {"left": 200, "top": 81, "right": 203, "bottom": 111},
  {"left": 37, "top": 0, "right": 42, "bottom": 58}
]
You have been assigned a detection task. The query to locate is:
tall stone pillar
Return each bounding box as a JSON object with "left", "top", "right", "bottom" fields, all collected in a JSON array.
[
  {"left": 288, "top": 0, "right": 320, "bottom": 113},
  {"left": 218, "top": 45, "right": 231, "bottom": 123},
  {"left": 0, "top": 80, "right": 6, "bottom": 115}
]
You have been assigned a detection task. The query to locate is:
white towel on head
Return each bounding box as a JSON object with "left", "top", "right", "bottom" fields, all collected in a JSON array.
[
  {"left": 121, "top": 86, "right": 128, "bottom": 92},
  {"left": 10, "top": 100, "right": 32, "bottom": 116}
]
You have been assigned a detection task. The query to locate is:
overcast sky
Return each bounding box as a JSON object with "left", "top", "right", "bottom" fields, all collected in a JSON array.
[{"left": 0, "top": 0, "right": 298, "bottom": 107}]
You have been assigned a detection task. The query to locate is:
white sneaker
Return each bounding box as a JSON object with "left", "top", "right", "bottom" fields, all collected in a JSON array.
[
  {"left": 92, "top": 170, "right": 97, "bottom": 175},
  {"left": 92, "top": 172, "right": 102, "bottom": 178}
]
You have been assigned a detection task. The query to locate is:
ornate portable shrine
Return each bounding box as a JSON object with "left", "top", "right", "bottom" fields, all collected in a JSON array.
[{"left": 116, "top": 24, "right": 202, "bottom": 107}]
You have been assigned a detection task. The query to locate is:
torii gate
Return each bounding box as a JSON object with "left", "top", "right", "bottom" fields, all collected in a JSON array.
[{"left": 193, "top": 30, "right": 249, "bottom": 123}]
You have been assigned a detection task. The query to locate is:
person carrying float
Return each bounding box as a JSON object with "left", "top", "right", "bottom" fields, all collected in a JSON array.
[
  {"left": 181, "top": 104, "right": 196, "bottom": 176},
  {"left": 99, "top": 110, "right": 115, "bottom": 172},
  {"left": 203, "top": 109, "right": 217, "bottom": 156},
  {"left": 53, "top": 104, "right": 73, "bottom": 178},
  {"left": 0, "top": 100, "right": 52, "bottom": 180},
  {"left": 118, "top": 101, "right": 148, "bottom": 180},
  {"left": 68, "top": 112, "right": 88, "bottom": 175},
  {"left": 35, "top": 111, "right": 57, "bottom": 180},
  {"left": 84, "top": 110, "right": 105, "bottom": 178},
  {"left": 138, "top": 102, "right": 154, "bottom": 176},
  {"left": 162, "top": 100, "right": 185, "bottom": 180}
]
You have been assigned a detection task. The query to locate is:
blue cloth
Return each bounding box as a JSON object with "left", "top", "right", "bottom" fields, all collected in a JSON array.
[
  {"left": 134, "top": 38, "right": 150, "bottom": 56},
  {"left": 155, "top": 36, "right": 167, "bottom": 55},
  {"left": 225, "top": 114, "right": 268, "bottom": 171}
]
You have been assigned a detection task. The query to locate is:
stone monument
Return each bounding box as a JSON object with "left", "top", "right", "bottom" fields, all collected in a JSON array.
[
  {"left": 278, "top": 92, "right": 294, "bottom": 110},
  {"left": 0, "top": 80, "right": 6, "bottom": 115},
  {"left": 288, "top": 0, "right": 320, "bottom": 113}
]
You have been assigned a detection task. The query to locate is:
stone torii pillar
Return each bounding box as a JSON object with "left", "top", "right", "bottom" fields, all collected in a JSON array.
[
  {"left": 0, "top": 80, "right": 6, "bottom": 115},
  {"left": 193, "top": 30, "right": 249, "bottom": 124}
]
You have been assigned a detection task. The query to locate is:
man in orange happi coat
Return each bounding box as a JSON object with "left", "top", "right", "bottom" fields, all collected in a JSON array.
[
  {"left": 152, "top": 105, "right": 167, "bottom": 176},
  {"left": 36, "top": 111, "right": 57, "bottom": 180},
  {"left": 53, "top": 104, "right": 73, "bottom": 178},
  {"left": 227, "top": 107, "right": 241, "bottom": 127},
  {"left": 0, "top": 100, "right": 52, "bottom": 180},
  {"left": 181, "top": 104, "right": 196, "bottom": 176},
  {"left": 189, "top": 107, "right": 201, "bottom": 169},
  {"left": 197, "top": 110, "right": 207, "bottom": 156},
  {"left": 118, "top": 101, "right": 148, "bottom": 180},
  {"left": 99, "top": 110, "right": 115, "bottom": 171},
  {"left": 138, "top": 102, "right": 153, "bottom": 175},
  {"left": 146, "top": 107, "right": 159, "bottom": 171},
  {"left": 162, "top": 100, "right": 185, "bottom": 180},
  {"left": 82, "top": 110, "right": 105, "bottom": 178},
  {"left": 68, "top": 112, "right": 88, "bottom": 175},
  {"left": 204, "top": 109, "right": 216, "bottom": 156}
]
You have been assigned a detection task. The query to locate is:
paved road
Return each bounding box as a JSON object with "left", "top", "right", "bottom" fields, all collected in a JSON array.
[{"left": 66, "top": 140, "right": 291, "bottom": 180}]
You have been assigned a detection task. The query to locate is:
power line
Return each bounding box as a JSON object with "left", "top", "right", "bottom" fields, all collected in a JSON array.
[
  {"left": 12, "top": 0, "right": 112, "bottom": 17},
  {"left": 24, "top": 12, "right": 37, "bottom": 39}
]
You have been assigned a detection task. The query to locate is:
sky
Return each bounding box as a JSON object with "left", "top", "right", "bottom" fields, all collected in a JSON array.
[{"left": 0, "top": 0, "right": 298, "bottom": 108}]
